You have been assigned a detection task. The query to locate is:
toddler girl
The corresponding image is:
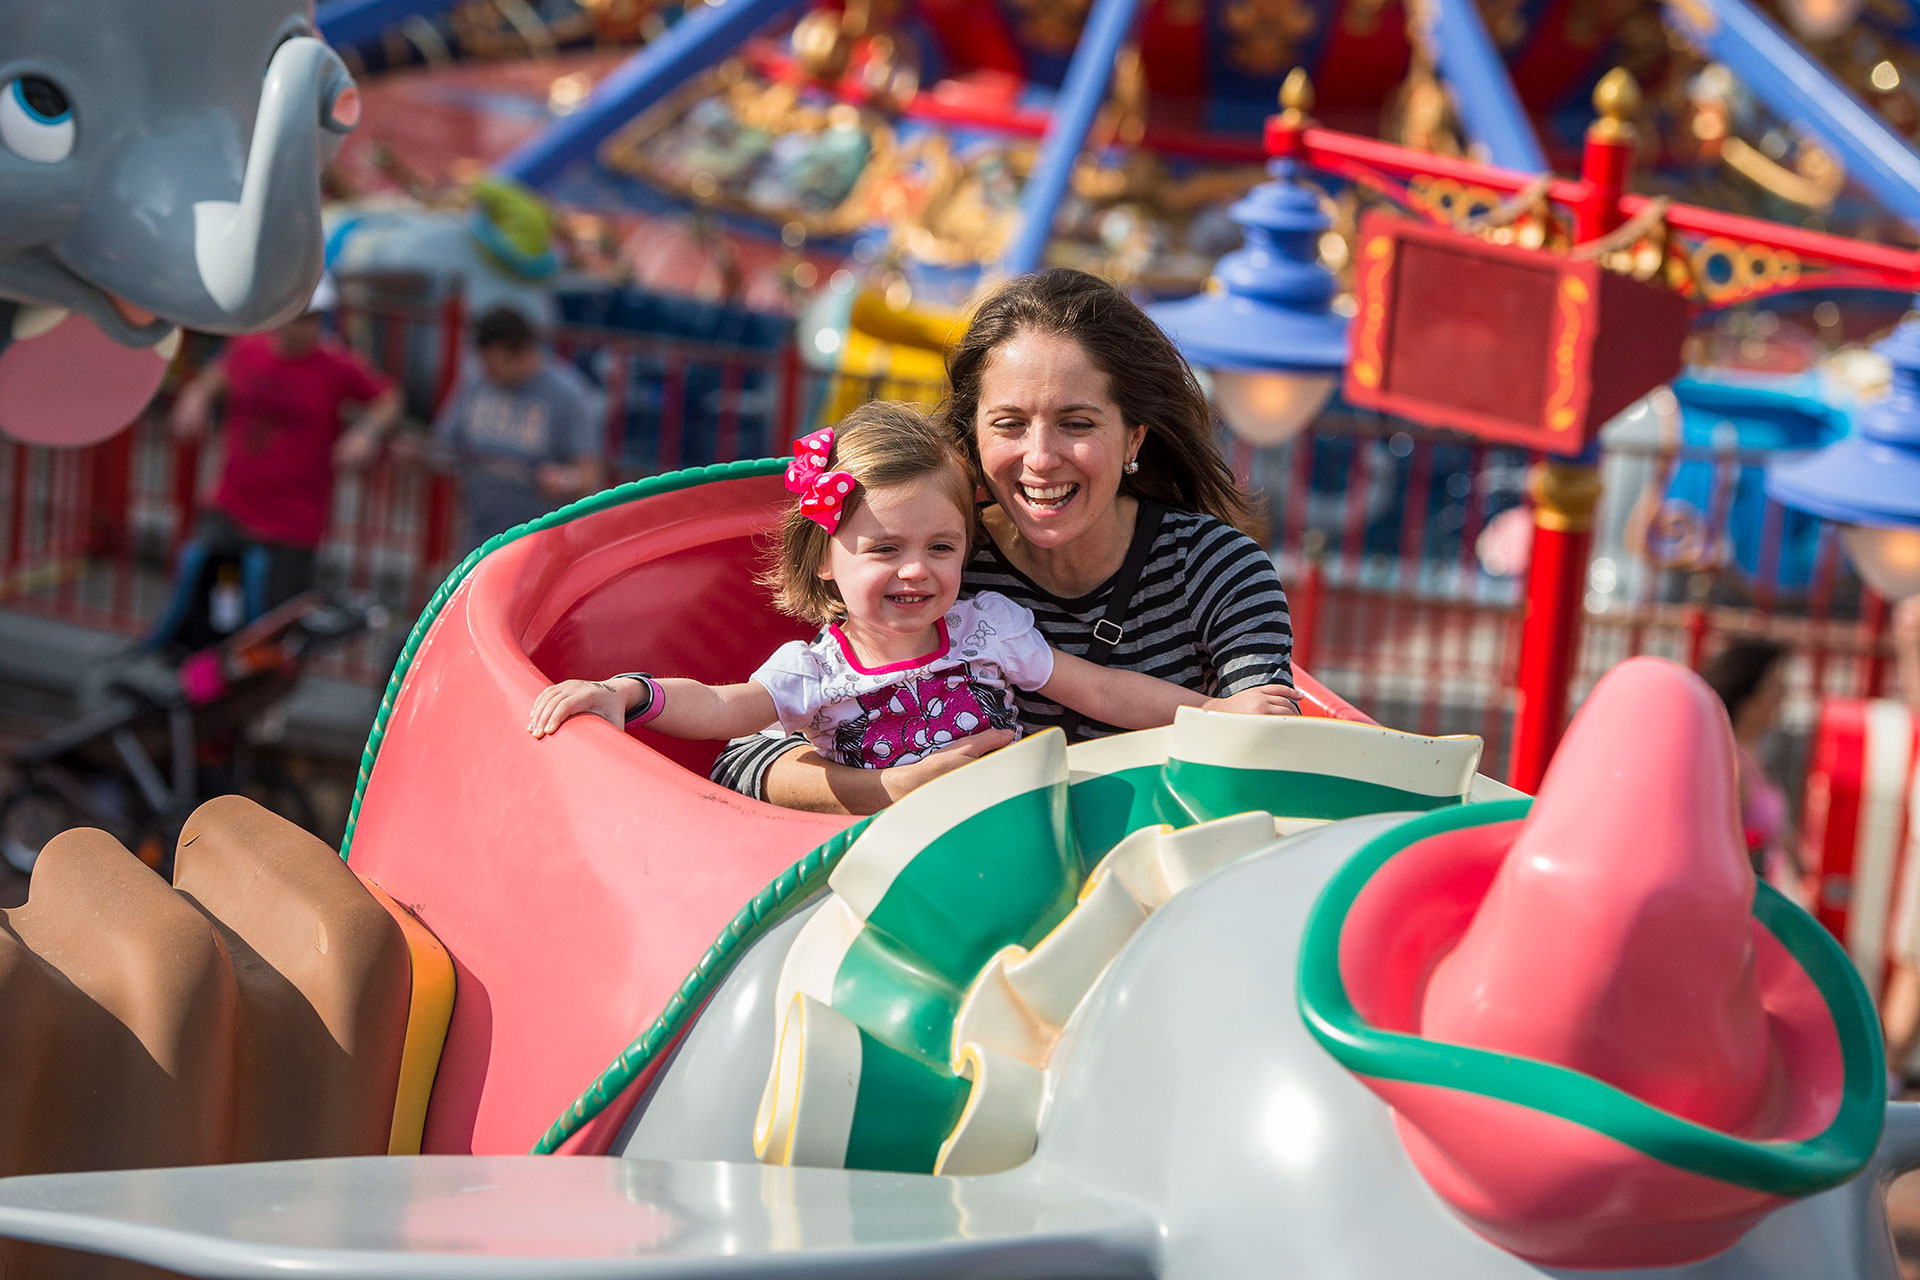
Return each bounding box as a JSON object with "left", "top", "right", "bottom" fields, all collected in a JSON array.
[{"left": 527, "top": 402, "right": 1297, "bottom": 767}]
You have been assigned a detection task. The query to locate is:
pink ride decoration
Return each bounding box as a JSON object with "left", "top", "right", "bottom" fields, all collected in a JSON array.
[
  {"left": 0, "top": 315, "right": 169, "bottom": 447},
  {"left": 1335, "top": 656, "right": 1854, "bottom": 1267},
  {"left": 347, "top": 473, "right": 852, "bottom": 1154}
]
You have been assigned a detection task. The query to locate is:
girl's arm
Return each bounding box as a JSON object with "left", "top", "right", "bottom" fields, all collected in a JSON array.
[
  {"left": 1038, "top": 649, "right": 1300, "bottom": 730},
  {"left": 527, "top": 676, "right": 778, "bottom": 742}
]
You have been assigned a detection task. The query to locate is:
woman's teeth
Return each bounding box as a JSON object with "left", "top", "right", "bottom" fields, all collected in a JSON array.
[{"left": 1021, "top": 482, "right": 1077, "bottom": 509}]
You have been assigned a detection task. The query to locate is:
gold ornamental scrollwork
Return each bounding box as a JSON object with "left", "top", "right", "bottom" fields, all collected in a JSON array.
[
  {"left": 1544, "top": 276, "right": 1590, "bottom": 435},
  {"left": 1529, "top": 459, "right": 1605, "bottom": 534},
  {"left": 1406, "top": 176, "right": 1508, "bottom": 225},
  {"left": 1344, "top": 0, "right": 1394, "bottom": 34},
  {"left": 1350, "top": 234, "right": 1395, "bottom": 390},
  {"left": 600, "top": 66, "right": 901, "bottom": 240},
  {"left": 1221, "top": 0, "right": 1319, "bottom": 76},
  {"left": 1477, "top": 0, "right": 1530, "bottom": 47},
  {"left": 1004, "top": 0, "right": 1092, "bottom": 53},
  {"left": 1688, "top": 236, "right": 1802, "bottom": 303}
]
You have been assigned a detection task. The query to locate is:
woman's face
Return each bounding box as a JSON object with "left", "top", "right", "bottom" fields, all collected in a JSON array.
[{"left": 974, "top": 330, "right": 1147, "bottom": 552}]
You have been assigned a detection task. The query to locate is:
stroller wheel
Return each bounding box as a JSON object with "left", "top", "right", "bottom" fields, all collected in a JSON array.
[{"left": 0, "top": 784, "right": 80, "bottom": 876}]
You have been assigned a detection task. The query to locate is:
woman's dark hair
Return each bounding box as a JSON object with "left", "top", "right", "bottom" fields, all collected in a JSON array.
[
  {"left": 1700, "top": 638, "right": 1788, "bottom": 721},
  {"left": 942, "top": 269, "right": 1251, "bottom": 528},
  {"left": 474, "top": 306, "right": 537, "bottom": 353}
]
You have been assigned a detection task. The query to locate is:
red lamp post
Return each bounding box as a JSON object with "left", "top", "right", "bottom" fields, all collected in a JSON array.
[
  {"left": 1509, "top": 74, "right": 1637, "bottom": 794},
  {"left": 1263, "top": 68, "right": 1920, "bottom": 791}
]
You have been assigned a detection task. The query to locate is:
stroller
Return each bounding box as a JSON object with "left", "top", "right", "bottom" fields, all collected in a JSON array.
[{"left": 0, "top": 537, "right": 386, "bottom": 875}]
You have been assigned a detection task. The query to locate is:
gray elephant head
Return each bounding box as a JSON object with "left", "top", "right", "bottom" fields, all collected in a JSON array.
[{"left": 0, "top": 2, "right": 355, "bottom": 348}]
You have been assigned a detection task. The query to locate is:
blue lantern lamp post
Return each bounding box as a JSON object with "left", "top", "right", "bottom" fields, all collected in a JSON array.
[
  {"left": 1145, "top": 82, "right": 1348, "bottom": 446},
  {"left": 1767, "top": 307, "right": 1920, "bottom": 601}
]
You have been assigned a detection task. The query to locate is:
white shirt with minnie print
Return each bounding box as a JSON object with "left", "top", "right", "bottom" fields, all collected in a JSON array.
[{"left": 749, "top": 591, "right": 1054, "bottom": 769}]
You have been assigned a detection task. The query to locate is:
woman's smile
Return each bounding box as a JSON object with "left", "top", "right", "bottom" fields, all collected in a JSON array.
[{"left": 1019, "top": 481, "right": 1079, "bottom": 511}]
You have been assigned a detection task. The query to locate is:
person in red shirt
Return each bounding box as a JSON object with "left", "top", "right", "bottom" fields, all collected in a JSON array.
[{"left": 169, "top": 281, "right": 402, "bottom": 608}]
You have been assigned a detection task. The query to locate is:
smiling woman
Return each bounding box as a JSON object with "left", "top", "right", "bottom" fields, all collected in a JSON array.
[{"left": 712, "top": 269, "right": 1298, "bottom": 814}]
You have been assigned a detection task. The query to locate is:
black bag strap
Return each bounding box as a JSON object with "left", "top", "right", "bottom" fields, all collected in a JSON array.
[{"left": 1058, "top": 500, "right": 1165, "bottom": 741}]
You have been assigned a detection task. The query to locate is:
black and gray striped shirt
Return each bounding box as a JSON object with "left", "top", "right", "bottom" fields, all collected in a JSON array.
[{"left": 709, "top": 506, "right": 1293, "bottom": 800}]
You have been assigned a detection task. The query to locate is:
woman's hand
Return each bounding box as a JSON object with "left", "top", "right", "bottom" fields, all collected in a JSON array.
[
  {"left": 527, "top": 678, "right": 635, "bottom": 738},
  {"left": 1202, "top": 684, "right": 1302, "bottom": 716}
]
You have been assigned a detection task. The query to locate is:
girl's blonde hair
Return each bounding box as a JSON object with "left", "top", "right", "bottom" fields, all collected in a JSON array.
[{"left": 760, "top": 401, "right": 975, "bottom": 625}]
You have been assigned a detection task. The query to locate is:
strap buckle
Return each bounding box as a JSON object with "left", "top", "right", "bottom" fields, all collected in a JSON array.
[{"left": 1091, "top": 619, "right": 1125, "bottom": 646}]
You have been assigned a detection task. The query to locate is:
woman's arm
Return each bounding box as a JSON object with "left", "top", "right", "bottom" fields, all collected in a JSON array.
[
  {"left": 527, "top": 675, "right": 777, "bottom": 742},
  {"left": 1185, "top": 519, "right": 1295, "bottom": 694},
  {"left": 1039, "top": 650, "right": 1299, "bottom": 729},
  {"left": 753, "top": 733, "right": 1017, "bottom": 814}
]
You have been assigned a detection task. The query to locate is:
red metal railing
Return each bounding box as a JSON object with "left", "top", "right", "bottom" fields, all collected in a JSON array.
[
  {"left": 0, "top": 309, "right": 1896, "bottom": 784},
  {"left": 0, "top": 299, "right": 801, "bottom": 683}
]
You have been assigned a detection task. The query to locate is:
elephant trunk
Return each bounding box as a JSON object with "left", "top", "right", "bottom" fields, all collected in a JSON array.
[{"left": 191, "top": 37, "right": 358, "bottom": 332}]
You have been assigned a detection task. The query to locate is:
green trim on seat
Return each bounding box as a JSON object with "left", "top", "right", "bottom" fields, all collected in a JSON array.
[
  {"left": 831, "top": 927, "right": 967, "bottom": 1069},
  {"left": 340, "top": 457, "right": 787, "bottom": 862},
  {"left": 1157, "top": 758, "right": 1463, "bottom": 828},
  {"left": 1295, "top": 799, "right": 1886, "bottom": 1198},
  {"left": 1068, "top": 764, "right": 1164, "bottom": 860},
  {"left": 860, "top": 780, "right": 1079, "bottom": 992},
  {"left": 844, "top": 1029, "right": 971, "bottom": 1172}
]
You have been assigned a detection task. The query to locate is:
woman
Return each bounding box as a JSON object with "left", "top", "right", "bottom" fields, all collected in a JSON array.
[{"left": 712, "top": 268, "right": 1298, "bottom": 812}]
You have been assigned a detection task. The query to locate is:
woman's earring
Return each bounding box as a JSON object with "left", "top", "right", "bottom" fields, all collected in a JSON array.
[{"left": 1124, "top": 458, "right": 1140, "bottom": 474}]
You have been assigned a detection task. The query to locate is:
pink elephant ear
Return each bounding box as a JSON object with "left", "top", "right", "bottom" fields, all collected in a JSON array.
[{"left": 0, "top": 312, "right": 170, "bottom": 447}]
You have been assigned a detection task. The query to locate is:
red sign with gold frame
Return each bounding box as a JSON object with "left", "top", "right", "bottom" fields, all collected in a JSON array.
[{"left": 1342, "top": 211, "right": 1690, "bottom": 456}]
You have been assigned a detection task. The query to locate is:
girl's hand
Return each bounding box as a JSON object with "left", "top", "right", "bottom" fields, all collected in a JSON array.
[
  {"left": 527, "top": 678, "right": 633, "bottom": 738},
  {"left": 882, "top": 728, "right": 1017, "bottom": 802},
  {"left": 1202, "top": 684, "right": 1303, "bottom": 716}
]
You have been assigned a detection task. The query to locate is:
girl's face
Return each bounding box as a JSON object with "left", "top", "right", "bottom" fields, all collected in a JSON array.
[
  {"left": 818, "top": 473, "right": 969, "bottom": 649},
  {"left": 975, "top": 329, "right": 1147, "bottom": 552}
]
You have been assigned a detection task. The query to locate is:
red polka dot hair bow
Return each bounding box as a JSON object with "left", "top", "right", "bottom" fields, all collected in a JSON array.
[{"left": 784, "top": 426, "right": 858, "bottom": 534}]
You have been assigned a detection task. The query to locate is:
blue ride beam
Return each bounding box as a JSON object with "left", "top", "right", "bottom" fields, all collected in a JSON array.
[
  {"left": 1414, "top": 0, "right": 1547, "bottom": 172},
  {"left": 1665, "top": 0, "right": 1920, "bottom": 233},
  {"left": 998, "top": 0, "right": 1149, "bottom": 276},
  {"left": 317, "top": 0, "right": 465, "bottom": 52},
  {"left": 498, "top": 0, "right": 815, "bottom": 189}
]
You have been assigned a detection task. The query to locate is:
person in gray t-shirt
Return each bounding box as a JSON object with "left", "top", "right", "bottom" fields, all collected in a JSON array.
[{"left": 430, "top": 307, "right": 605, "bottom": 553}]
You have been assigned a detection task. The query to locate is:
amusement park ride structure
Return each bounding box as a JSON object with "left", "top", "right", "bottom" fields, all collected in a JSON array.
[
  {"left": 8, "top": 3, "right": 1920, "bottom": 1278},
  {"left": 1136, "top": 58, "right": 1920, "bottom": 789}
]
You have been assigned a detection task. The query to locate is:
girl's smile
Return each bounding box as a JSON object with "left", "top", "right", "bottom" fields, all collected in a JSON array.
[{"left": 817, "top": 473, "right": 970, "bottom": 667}]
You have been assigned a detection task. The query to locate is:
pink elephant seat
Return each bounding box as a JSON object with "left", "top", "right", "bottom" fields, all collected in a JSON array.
[{"left": 346, "top": 464, "right": 1361, "bottom": 1158}]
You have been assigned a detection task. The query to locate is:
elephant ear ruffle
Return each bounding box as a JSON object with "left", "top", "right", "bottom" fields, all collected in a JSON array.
[{"left": 754, "top": 710, "right": 1485, "bottom": 1175}]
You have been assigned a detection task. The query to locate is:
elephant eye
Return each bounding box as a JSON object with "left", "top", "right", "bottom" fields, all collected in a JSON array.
[{"left": 0, "top": 76, "right": 74, "bottom": 163}]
